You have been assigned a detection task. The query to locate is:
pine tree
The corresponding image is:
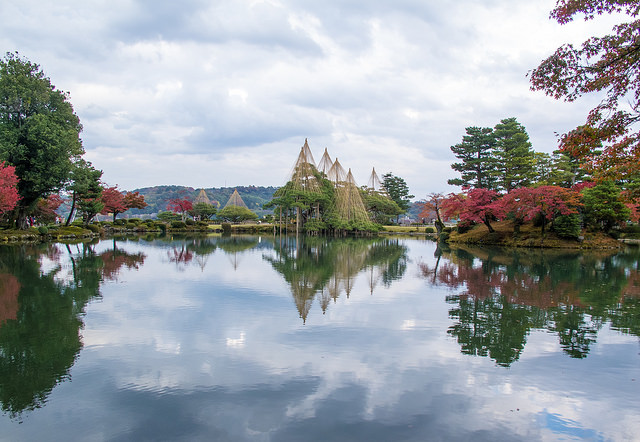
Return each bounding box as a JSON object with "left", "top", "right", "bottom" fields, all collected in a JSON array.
[
  {"left": 448, "top": 126, "right": 497, "bottom": 189},
  {"left": 492, "top": 117, "right": 536, "bottom": 192}
]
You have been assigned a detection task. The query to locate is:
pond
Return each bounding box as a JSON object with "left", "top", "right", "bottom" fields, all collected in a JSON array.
[{"left": 0, "top": 235, "right": 638, "bottom": 441}]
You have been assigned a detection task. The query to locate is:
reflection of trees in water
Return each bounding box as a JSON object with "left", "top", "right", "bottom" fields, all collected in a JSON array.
[
  {"left": 265, "top": 236, "right": 408, "bottom": 322},
  {"left": 0, "top": 241, "right": 146, "bottom": 418},
  {"left": 163, "top": 235, "right": 260, "bottom": 271},
  {"left": 217, "top": 236, "right": 260, "bottom": 271},
  {"left": 0, "top": 274, "right": 20, "bottom": 325},
  {"left": 420, "top": 245, "right": 640, "bottom": 366}
]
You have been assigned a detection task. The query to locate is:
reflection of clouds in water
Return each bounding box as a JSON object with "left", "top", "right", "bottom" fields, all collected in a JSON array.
[
  {"left": 29, "top": 237, "right": 639, "bottom": 441},
  {"left": 226, "top": 332, "right": 246, "bottom": 349}
]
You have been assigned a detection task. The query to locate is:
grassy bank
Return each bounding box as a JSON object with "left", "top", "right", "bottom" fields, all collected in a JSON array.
[{"left": 446, "top": 220, "right": 622, "bottom": 249}]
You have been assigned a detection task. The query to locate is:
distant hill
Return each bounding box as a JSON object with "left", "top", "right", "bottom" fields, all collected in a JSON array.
[{"left": 127, "top": 185, "right": 279, "bottom": 217}]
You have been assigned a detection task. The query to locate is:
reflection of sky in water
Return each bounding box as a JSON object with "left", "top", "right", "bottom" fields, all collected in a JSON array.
[{"left": 1, "top": 237, "right": 639, "bottom": 441}]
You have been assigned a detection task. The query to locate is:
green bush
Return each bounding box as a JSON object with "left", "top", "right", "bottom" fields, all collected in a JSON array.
[
  {"left": 185, "top": 219, "right": 195, "bottom": 226},
  {"left": 424, "top": 226, "right": 436, "bottom": 233},
  {"left": 114, "top": 219, "right": 126, "bottom": 226},
  {"left": 621, "top": 224, "right": 640, "bottom": 234},
  {"left": 38, "top": 226, "right": 48, "bottom": 235},
  {"left": 553, "top": 214, "right": 582, "bottom": 239},
  {"left": 196, "top": 221, "right": 209, "bottom": 227},
  {"left": 171, "top": 221, "right": 186, "bottom": 229},
  {"left": 221, "top": 222, "right": 232, "bottom": 234},
  {"left": 86, "top": 224, "right": 102, "bottom": 233}
]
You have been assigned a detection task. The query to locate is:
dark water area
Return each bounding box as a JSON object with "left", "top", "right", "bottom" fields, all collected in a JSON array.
[{"left": 0, "top": 235, "right": 638, "bottom": 441}]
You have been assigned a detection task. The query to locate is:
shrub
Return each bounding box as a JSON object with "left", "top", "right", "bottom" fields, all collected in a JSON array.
[
  {"left": 114, "top": 219, "right": 126, "bottom": 226},
  {"left": 621, "top": 224, "right": 640, "bottom": 234},
  {"left": 171, "top": 221, "right": 186, "bottom": 229},
  {"left": 38, "top": 226, "right": 48, "bottom": 235},
  {"left": 553, "top": 214, "right": 582, "bottom": 239},
  {"left": 424, "top": 226, "right": 436, "bottom": 233},
  {"left": 221, "top": 222, "right": 232, "bottom": 234},
  {"left": 196, "top": 221, "right": 208, "bottom": 227},
  {"left": 185, "top": 219, "right": 195, "bottom": 226},
  {"left": 86, "top": 224, "right": 102, "bottom": 233}
]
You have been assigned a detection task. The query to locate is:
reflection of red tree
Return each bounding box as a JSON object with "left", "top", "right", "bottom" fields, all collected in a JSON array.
[
  {"left": 500, "top": 274, "right": 583, "bottom": 309},
  {"left": 434, "top": 262, "right": 500, "bottom": 300},
  {"left": 421, "top": 261, "right": 584, "bottom": 308},
  {"left": 100, "top": 250, "right": 146, "bottom": 281},
  {"left": 0, "top": 273, "right": 20, "bottom": 325},
  {"left": 168, "top": 246, "right": 193, "bottom": 264},
  {"left": 622, "top": 271, "right": 640, "bottom": 298}
]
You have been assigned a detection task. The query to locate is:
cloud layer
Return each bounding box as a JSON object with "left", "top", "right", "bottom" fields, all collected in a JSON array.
[{"left": 0, "top": 0, "right": 624, "bottom": 196}]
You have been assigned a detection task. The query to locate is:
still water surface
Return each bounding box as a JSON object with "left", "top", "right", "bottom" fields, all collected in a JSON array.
[{"left": 0, "top": 235, "right": 638, "bottom": 441}]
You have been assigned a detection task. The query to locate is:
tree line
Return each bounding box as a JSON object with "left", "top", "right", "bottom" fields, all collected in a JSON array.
[
  {"left": 421, "top": 0, "right": 640, "bottom": 237},
  {"left": 0, "top": 52, "right": 147, "bottom": 228}
]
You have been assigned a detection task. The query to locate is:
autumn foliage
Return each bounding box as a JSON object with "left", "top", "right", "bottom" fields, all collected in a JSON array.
[
  {"left": 530, "top": 0, "right": 640, "bottom": 178},
  {"left": 442, "top": 185, "right": 584, "bottom": 235},
  {"left": 167, "top": 198, "right": 193, "bottom": 221},
  {"left": 442, "top": 188, "right": 501, "bottom": 233},
  {"left": 100, "top": 186, "right": 148, "bottom": 221},
  {"left": 0, "top": 161, "right": 20, "bottom": 215},
  {"left": 495, "top": 186, "right": 582, "bottom": 232}
]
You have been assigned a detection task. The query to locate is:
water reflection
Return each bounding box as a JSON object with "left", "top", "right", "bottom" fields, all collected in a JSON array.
[
  {"left": 265, "top": 236, "right": 408, "bottom": 322},
  {"left": 0, "top": 241, "right": 145, "bottom": 417},
  {"left": 420, "top": 244, "right": 640, "bottom": 366}
]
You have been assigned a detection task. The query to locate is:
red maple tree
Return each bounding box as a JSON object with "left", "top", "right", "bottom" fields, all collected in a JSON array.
[
  {"left": 0, "top": 161, "right": 20, "bottom": 215},
  {"left": 167, "top": 198, "right": 193, "bottom": 221},
  {"left": 34, "top": 194, "right": 64, "bottom": 223},
  {"left": 101, "top": 187, "right": 148, "bottom": 221},
  {"left": 100, "top": 186, "right": 127, "bottom": 222},
  {"left": 442, "top": 188, "right": 501, "bottom": 233},
  {"left": 496, "top": 186, "right": 582, "bottom": 233},
  {"left": 529, "top": 0, "right": 640, "bottom": 178}
]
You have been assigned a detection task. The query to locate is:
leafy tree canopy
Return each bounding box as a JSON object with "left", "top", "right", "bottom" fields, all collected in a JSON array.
[
  {"left": 530, "top": 0, "right": 640, "bottom": 178},
  {"left": 382, "top": 173, "right": 414, "bottom": 215},
  {"left": 217, "top": 205, "right": 258, "bottom": 223},
  {"left": 0, "top": 53, "right": 84, "bottom": 227}
]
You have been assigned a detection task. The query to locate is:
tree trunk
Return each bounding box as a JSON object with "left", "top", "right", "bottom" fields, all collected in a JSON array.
[
  {"left": 483, "top": 216, "right": 495, "bottom": 233},
  {"left": 66, "top": 192, "right": 77, "bottom": 226}
]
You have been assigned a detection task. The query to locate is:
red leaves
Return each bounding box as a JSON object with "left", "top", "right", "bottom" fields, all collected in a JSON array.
[
  {"left": 497, "top": 186, "right": 581, "bottom": 224},
  {"left": 123, "top": 191, "right": 147, "bottom": 210},
  {"left": 443, "top": 186, "right": 583, "bottom": 233},
  {"left": 100, "top": 186, "right": 148, "bottom": 220},
  {"left": 442, "top": 188, "right": 500, "bottom": 232},
  {"left": 100, "top": 186, "right": 126, "bottom": 216},
  {"left": 167, "top": 198, "right": 193, "bottom": 214},
  {"left": 551, "top": 1, "right": 640, "bottom": 24},
  {"left": 0, "top": 161, "right": 20, "bottom": 214},
  {"left": 530, "top": 1, "right": 640, "bottom": 178}
]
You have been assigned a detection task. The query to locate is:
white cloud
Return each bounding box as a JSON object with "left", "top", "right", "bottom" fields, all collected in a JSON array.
[{"left": 0, "top": 0, "right": 628, "bottom": 197}]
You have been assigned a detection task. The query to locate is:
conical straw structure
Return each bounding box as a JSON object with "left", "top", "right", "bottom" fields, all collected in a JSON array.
[
  {"left": 224, "top": 189, "right": 248, "bottom": 209},
  {"left": 317, "top": 148, "right": 333, "bottom": 175}
]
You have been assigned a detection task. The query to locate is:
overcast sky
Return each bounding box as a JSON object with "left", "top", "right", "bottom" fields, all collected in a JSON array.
[{"left": 0, "top": 0, "right": 622, "bottom": 198}]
